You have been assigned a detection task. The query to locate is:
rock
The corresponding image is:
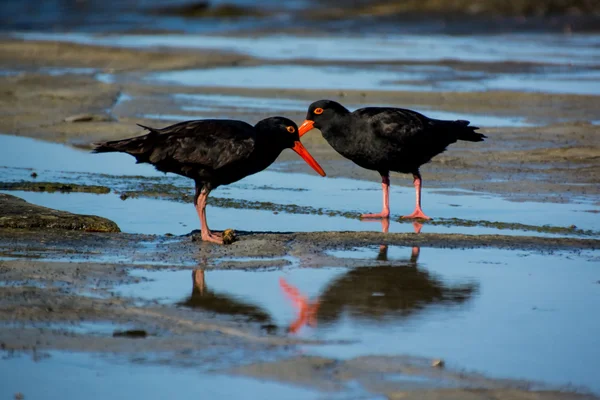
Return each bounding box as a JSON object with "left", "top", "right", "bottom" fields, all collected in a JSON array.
[
  {"left": 0, "top": 181, "right": 110, "bottom": 194},
  {"left": 0, "top": 193, "right": 120, "bottom": 232}
]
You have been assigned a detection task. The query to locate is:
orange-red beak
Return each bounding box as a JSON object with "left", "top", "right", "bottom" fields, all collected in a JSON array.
[
  {"left": 292, "top": 140, "right": 326, "bottom": 177},
  {"left": 298, "top": 120, "right": 315, "bottom": 138}
]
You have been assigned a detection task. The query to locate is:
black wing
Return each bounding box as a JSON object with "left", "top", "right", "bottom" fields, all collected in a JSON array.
[
  {"left": 354, "top": 107, "right": 430, "bottom": 145},
  {"left": 142, "top": 120, "right": 257, "bottom": 171},
  {"left": 354, "top": 107, "right": 483, "bottom": 144},
  {"left": 93, "top": 119, "right": 256, "bottom": 173}
]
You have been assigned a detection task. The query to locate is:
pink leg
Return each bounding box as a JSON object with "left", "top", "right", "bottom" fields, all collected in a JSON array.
[
  {"left": 195, "top": 188, "right": 224, "bottom": 244},
  {"left": 380, "top": 218, "right": 390, "bottom": 233},
  {"left": 360, "top": 217, "right": 390, "bottom": 260},
  {"left": 361, "top": 174, "right": 390, "bottom": 219},
  {"left": 378, "top": 218, "right": 389, "bottom": 260},
  {"left": 192, "top": 269, "right": 206, "bottom": 295},
  {"left": 402, "top": 173, "right": 431, "bottom": 220},
  {"left": 410, "top": 246, "right": 420, "bottom": 262},
  {"left": 200, "top": 203, "right": 223, "bottom": 238}
]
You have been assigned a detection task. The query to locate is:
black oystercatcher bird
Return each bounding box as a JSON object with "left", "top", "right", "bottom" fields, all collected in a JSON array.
[
  {"left": 93, "top": 117, "right": 326, "bottom": 244},
  {"left": 298, "top": 100, "right": 485, "bottom": 220}
]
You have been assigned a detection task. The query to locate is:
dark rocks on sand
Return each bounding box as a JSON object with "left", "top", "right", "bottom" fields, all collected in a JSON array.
[{"left": 0, "top": 193, "right": 120, "bottom": 232}]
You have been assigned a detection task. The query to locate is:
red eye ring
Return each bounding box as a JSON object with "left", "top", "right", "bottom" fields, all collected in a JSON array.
[
  {"left": 287, "top": 126, "right": 296, "bottom": 133},
  {"left": 314, "top": 108, "right": 324, "bottom": 115}
]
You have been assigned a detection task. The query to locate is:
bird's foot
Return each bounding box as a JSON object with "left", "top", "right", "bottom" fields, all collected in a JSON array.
[
  {"left": 200, "top": 230, "right": 224, "bottom": 244},
  {"left": 401, "top": 209, "right": 431, "bottom": 220},
  {"left": 360, "top": 211, "right": 390, "bottom": 219}
]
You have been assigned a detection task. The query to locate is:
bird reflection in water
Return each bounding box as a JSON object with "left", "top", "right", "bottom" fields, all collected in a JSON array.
[
  {"left": 180, "top": 219, "right": 476, "bottom": 334},
  {"left": 179, "top": 269, "right": 272, "bottom": 324},
  {"left": 280, "top": 278, "right": 320, "bottom": 334},
  {"left": 312, "top": 251, "right": 477, "bottom": 326},
  {"left": 280, "top": 220, "right": 477, "bottom": 334},
  {"left": 360, "top": 218, "right": 423, "bottom": 261}
]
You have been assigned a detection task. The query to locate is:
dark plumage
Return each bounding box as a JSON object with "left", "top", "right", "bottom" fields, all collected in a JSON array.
[
  {"left": 279, "top": 247, "right": 478, "bottom": 333},
  {"left": 316, "top": 260, "right": 477, "bottom": 325},
  {"left": 298, "top": 100, "right": 486, "bottom": 220},
  {"left": 180, "top": 270, "right": 272, "bottom": 323},
  {"left": 93, "top": 117, "right": 325, "bottom": 243}
]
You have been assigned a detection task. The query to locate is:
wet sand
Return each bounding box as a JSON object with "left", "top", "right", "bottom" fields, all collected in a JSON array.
[
  {"left": 1, "top": 228, "right": 599, "bottom": 399},
  {"left": 1, "top": 35, "right": 600, "bottom": 398}
]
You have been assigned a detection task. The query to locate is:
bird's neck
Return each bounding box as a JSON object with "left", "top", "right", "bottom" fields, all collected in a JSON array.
[
  {"left": 320, "top": 113, "right": 354, "bottom": 141},
  {"left": 253, "top": 133, "right": 286, "bottom": 168}
]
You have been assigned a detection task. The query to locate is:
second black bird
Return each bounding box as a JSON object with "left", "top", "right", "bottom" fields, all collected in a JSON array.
[{"left": 298, "top": 100, "right": 485, "bottom": 220}]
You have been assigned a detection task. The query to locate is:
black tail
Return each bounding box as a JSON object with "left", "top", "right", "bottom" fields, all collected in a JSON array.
[
  {"left": 91, "top": 140, "right": 122, "bottom": 153},
  {"left": 91, "top": 124, "right": 157, "bottom": 154},
  {"left": 136, "top": 123, "right": 157, "bottom": 132},
  {"left": 448, "top": 120, "right": 486, "bottom": 142}
]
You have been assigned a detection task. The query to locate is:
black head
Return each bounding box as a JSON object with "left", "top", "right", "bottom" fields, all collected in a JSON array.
[
  {"left": 299, "top": 100, "right": 350, "bottom": 136},
  {"left": 255, "top": 116, "right": 325, "bottom": 177},
  {"left": 254, "top": 116, "right": 301, "bottom": 147}
]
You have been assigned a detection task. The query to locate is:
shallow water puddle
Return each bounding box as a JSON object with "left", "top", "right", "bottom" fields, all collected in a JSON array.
[
  {"left": 1, "top": 134, "right": 598, "bottom": 237},
  {"left": 146, "top": 64, "right": 600, "bottom": 95},
  {"left": 0, "top": 66, "right": 98, "bottom": 77},
  {"left": 15, "top": 32, "right": 600, "bottom": 96},
  {"left": 11, "top": 189, "right": 597, "bottom": 237},
  {"left": 0, "top": 321, "right": 138, "bottom": 336},
  {"left": 14, "top": 32, "right": 600, "bottom": 65},
  {"left": 115, "top": 246, "right": 600, "bottom": 393},
  {"left": 0, "top": 134, "right": 163, "bottom": 177},
  {"left": 441, "top": 69, "right": 600, "bottom": 96},
  {"left": 148, "top": 65, "right": 406, "bottom": 91},
  {"left": 0, "top": 351, "right": 323, "bottom": 400}
]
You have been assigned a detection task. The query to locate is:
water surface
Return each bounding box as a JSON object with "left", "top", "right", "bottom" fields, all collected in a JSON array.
[
  {"left": 1, "top": 134, "right": 597, "bottom": 237},
  {"left": 14, "top": 32, "right": 600, "bottom": 65},
  {"left": 114, "top": 246, "right": 600, "bottom": 393},
  {"left": 0, "top": 351, "right": 322, "bottom": 400}
]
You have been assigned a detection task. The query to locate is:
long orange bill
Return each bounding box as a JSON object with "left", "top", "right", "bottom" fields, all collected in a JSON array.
[
  {"left": 297, "top": 120, "right": 315, "bottom": 138},
  {"left": 292, "top": 140, "right": 326, "bottom": 177}
]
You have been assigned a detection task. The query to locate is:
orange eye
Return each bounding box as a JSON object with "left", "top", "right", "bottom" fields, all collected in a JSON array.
[
  {"left": 314, "top": 108, "right": 324, "bottom": 115},
  {"left": 287, "top": 126, "right": 296, "bottom": 133}
]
